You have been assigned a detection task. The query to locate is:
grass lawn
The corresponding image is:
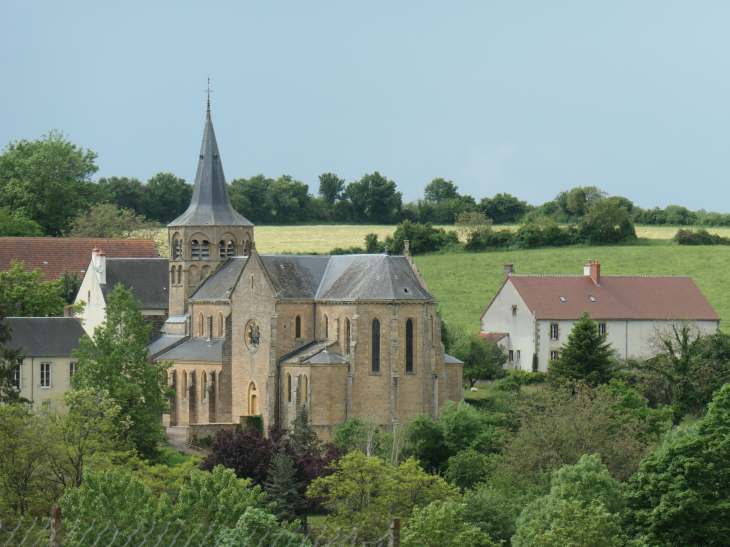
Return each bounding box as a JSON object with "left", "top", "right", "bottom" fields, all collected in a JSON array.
[
  {"left": 160, "top": 447, "right": 192, "bottom": 467},
  {"left": 414, "top": 245, "right": 730, "bottom": 335}
]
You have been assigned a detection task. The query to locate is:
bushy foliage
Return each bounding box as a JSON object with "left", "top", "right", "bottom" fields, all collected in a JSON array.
[
  {"left": 0, "top": 260, "right": 67, "bottom": 317},
  {"left": 673, "top": 228, "right": 730, "bottom": 245},
  {"left": 66, "top": 202, "right": 158, "bottom": 238},
  {"left": 384, "top": 220, "right": 460, "bottom": 254},
  {"left": 402, "top": 500, "right": 498, "bottom": 547},
  {"left": 0, "top": 206, "right": 42, "bottom": 237},
  {"left": 463, "top": 485, "right": 524, "bottom": 544},
  {"left": 454, "top": 337, "right": 507, "bottom": 388},
  {"left": 624, "top": 384, "right": 730, "bottom": 546}
]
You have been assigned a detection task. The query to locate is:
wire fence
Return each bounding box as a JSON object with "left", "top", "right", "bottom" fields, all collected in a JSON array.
[{"left": 0, "top": 508, "right": 402, "bottom": 547}]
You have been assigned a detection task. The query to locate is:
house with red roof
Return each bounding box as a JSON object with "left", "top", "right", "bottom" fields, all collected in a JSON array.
[
  {"left": 0, "top": 237, "right": 159, "bottom": 280},
  {"left": 480, "top": 261, "right": 721, "bottom": 372}
]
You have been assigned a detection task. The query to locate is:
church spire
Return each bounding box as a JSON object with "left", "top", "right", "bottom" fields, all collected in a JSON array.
[{"left": 168, "top": 95, "right": 252, "bottom": 227}]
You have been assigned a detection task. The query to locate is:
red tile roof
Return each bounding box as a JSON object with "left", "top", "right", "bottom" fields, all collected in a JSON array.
[
  {"left": 0, "top": 238, "right": 160, "bottom": 280},
  {"left": 489, "top": 275, "right": 720, "bottom": 321},
  {"left": 477, "top": 332, "right": 509, "bottom": 344}
]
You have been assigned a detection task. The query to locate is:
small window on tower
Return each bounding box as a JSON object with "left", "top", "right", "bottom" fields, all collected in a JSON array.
[
  {"left": 201, "top": 241, "right": 210, "bottom": 259},
  {"left": 227, "top": 241, "right": 235, "bottom": 257},
  {"left": 191, "top": 240, "right": 200, "bottom": 260},
  {"left": 219, "top": 241, "right": 226, "bottom": 259}
]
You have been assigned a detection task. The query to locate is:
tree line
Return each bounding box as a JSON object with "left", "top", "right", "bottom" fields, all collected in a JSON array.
[{"left": 1, "top": 131, "right": 727, "bottom": 238}]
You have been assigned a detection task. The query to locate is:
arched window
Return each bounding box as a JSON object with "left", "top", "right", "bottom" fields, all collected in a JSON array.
[
  {"left": 406, "top": 319, "right": 414, "bottom": 373},
  {"left": 201, "top": 241, "right": 210, "bottom": 259},
  {"left": 219, "top": 241, "right": 226, "bottom": 259},
  {"left": 324, "top": 314, "right": 329, "bottom": 339},
  {"left": 218, "top": 312, "right": 224, "bottom": 337},
  {"left": 345, "top": 317, "right": 351, "bottom": 355},
  {"left": 170, "top": 268, "right": 176, "bottom": 285},
  {"left": 371, "top": 318, "right": 381, "bottom": 373},
  {"left": 287, "top": 373, "right": 292, "bottom": 402},
  {"left": 295, "top": 316, "right": 301, "bottom": 339},
  {"left": 177, "top": 265, "right": 182, "bottom": 285},
  {"left": 227, "top": 241, "right": 235, "bottom": 257},
  {"left": 183, "top": 370, "right": 188, "bottom": 393},
  {"left": 303, "top": 374, "right": 309, "bottom": 403},
  {"left": 191, "top": 240, "right": 200, "bottom": 260},
  {"left": 199, "top": 313, "right": 204, "bottom": 337},
  {"left": 201, "top": 371, "right": 207, "bottom": 401},
  {"left": 175, "top": 240, "right": 182, "bottom": 259},
  {"left": 248, "top": 382, "right": 258, "bottom": 415}
]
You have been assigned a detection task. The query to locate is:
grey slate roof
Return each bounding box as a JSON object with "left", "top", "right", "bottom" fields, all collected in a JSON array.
[
  {"left": 259, "top": 254, "right": 434, "bottom": 301},
  {"left": 260, "top": 255, "right": 330, "bottom": 299},
  {"left": 101, "top": 258, "right": 169, "bottom": 309},
  {"left": 191, "top": 257, "right": 248, "bottom": 301},
  {"left": 444, "top": 353, "right": 464, "bottom": 364},
  {"left": 3, "top": 317, "right": 86, "bottom": 357},
  {"left": 147, "top": 334, "right": 187, "bottom": 358},
  {"left": 155, "top": 337, "right": 223, "bottom": 363},
  {"left": 279, "top": 341, "right": 349, "bottom": 365},
  {"left": 169, "top": 107, "right": 252, "bottom": 227}
]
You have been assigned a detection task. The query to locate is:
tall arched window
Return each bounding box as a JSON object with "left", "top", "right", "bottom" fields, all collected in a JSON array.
[
  {"left": 218, "top": 313, "right": 224, "bottom": 337},
  {"left": 324, "top": 314, "right": 329, "bottom": 339},
  {"left": 201, "top": 241, "right": 210, "bottom": 259},
  {"left": 175, "top": 240, "right": 182, "bottom": 259},
  {"left": 405, "top": 319, "right": 414, "bottom": 373},
  {"left": 191, "top": 240, "right": 200, "bottom": 260},
  {"left": 201, "top": 371, "right": 207, "bottom": 401},
  {"left": 295, "top": 316, "right": 301, "bottom": 339},
  {"left": 345, "top": 317, "right": 351, "bottom": 355},
  {"left": 199, "top": 313, "right": 204, "bottom": 337},
  {"left": 177, "top": 265, "right": 182, "bottom": 285},
  {"left": 287, "top": 373, "right": 292, "bottom": 402},
  {"left": 248, "top": 382, "right": 258, "bottom": 415},
  {"left": 303, "top": 374, "right": 309, "bottom": 403},
  {"left": 183, "top": 370, "right": 188, "bottom": 393},
  {"left": 170, "top": 268, "right": 176, "bottom": 285},
  {"left": 371, "top": 319, "right": 381, "bottom": 373},
  {"left": 219, "top": 241, "right": 226, "bottom": 259}
]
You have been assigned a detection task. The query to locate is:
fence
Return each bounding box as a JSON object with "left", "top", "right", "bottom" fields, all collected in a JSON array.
[{"left": 0, "top": 508, "right": 402, "bottom": 547}]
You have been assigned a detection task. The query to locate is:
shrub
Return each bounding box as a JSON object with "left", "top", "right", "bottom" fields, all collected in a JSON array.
[
  {"left": 384, "top": 221, "right": 460, "bottom": 254},
  {"left": 673, "top": 228, "right": 730, "bottom": 245}
]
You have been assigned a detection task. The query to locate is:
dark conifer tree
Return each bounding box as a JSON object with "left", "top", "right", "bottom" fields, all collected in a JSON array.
[
  {"left": 288, "top": 405, "right": 322, "bottom": 457},
  {"left": 264, "top": 447, "right": 305, "bottom": 524},
  {"left": 548, "top": 311, "right": 616, "bottom": 385}
]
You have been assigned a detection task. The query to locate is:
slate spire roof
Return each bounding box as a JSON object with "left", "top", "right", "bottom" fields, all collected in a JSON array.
[{"left": 169, "top": 103, "right": 252, "bottom": 227}]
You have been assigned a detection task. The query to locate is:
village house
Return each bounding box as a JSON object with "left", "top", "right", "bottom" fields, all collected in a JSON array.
[
  {"left": 0, "top": 237, "right": 159, "bottom": 280},
  {"left": 75, "top": 249, "right": 169, "bottom": 339},
  {"left": 149, "top": 101, "right": 464, "bottom": 441},
  {"left": 480, "top": 262, "right": 721, "bottom": 371},
  {"left": 3, "top": 308, "right": 86, "bottom": 408}
]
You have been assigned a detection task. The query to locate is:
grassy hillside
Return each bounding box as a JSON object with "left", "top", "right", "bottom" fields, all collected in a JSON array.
[{"left": 413, "top": 246, "right": 730, "bottom": 335}]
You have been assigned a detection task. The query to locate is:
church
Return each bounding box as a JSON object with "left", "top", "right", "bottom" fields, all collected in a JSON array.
[{"left": 149, "top": 101, "right": 464, "bottom": 440}]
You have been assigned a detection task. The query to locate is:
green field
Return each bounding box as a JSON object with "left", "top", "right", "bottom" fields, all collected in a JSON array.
[{"left": 413, "top": 246, "right": 730, "bottom": 334}]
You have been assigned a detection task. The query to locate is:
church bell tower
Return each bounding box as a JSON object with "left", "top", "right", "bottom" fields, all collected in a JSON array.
[{"left": 167, "top": 97, "right": 254, "bottom": 317}]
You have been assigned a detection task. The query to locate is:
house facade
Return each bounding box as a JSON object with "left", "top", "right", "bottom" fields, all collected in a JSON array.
[
  {"left": 4, "top": 311, "right": 86, "bottom": 408},
  {"left": 75, "top": 251, "right": 169, "bottom": 339},
  {"left": 481, "top": 262, "right": 721, "bottom": 371},
  {"left": 149, "top": 102, "right": 463, "bottom": 441}
]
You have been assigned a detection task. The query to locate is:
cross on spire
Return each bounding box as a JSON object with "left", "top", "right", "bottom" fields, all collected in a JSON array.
[{"left": 205, "top": 77, "right": 213, "bottom": 112}]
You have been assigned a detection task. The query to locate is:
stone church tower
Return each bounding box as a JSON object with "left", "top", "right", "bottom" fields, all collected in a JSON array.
[{"left": 167, "top": 100, "right": 254, "bottom": 318}]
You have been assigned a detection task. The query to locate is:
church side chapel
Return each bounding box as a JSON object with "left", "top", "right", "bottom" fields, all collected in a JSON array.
[{"left": 150, "top": 100, "right": 464, "bottom": 440}]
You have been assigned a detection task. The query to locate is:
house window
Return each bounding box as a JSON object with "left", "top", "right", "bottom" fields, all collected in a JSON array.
[
  {"left": 345, "top": 317, "right": 351, "bottom": 355},
  {"left": 405, "top": 319, "right": 414, "bottom": 372},
  {"left": 295, "top": 316, "right": 301, "bottom": 339},
  {"left": 512, "top": 305, "right": 517, "bottom": 316},
  {"left": 516, "top": 350, "right": 521, "bottom": 361},
  {"left": 551, "top": 350, "right": 559, "bottom": 360},
  {"left": 40, "top": 363, "right": 51, "bottom": 388},
  {"left": 12, "top": 362, "right": 21, "bottom": 390},
  {"left": 509, "top": 350, "right": 514, "bottom": 362},
  {"left": 201, "top": 241, "right": 210, "bottom": 259},
  {"left": 371, "top": 319, "right": 381, "bottom": 373},
  {"left": 191, "top": 240, "right": 200, "bottom": 259},
  {"left": 70, "top": 362, "right": 77, "bottom": 378},
  {"left": 550, "top": 323, "right": 558, "bottom": 340},
  {"left": 598, "top": 323, "right": 607, "bottom": 336}
]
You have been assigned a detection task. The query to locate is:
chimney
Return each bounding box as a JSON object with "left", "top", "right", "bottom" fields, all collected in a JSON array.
[
  {"left": 504, "top": 264, "right": 514, "bottom": 281},
  {"left": 585, "top": 260, "right": 601, "bottom": 285},
  {"left": 404, "top": 240, "right": 410, "bottom": 256},
  {"left": 96, "top": 250, "right": 106, "bottom": 285},
  {"left": 63, "top": 306, "right": 74, "bottom": 318}
]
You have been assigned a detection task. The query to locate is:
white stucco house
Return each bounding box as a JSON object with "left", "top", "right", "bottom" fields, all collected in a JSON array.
[
  {"left": 75, "top": 248, "right": 169, "bottom": 340},
  {"left": 480, "top": 262, "right": 721, "bottom": 372}
]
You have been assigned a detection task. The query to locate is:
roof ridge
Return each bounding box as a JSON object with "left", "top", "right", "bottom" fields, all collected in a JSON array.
[{"left": 314, "top": 256, "right": 333, "bottom": 299}]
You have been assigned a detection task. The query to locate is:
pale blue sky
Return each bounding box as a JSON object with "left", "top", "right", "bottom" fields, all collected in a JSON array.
[{"left": 2, "top": 1, "right": 729, "bottom": 210}]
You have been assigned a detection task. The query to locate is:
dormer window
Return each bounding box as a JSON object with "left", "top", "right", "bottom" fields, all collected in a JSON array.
[
  {"left": 589, "top": 296, "right": 596, "bottom": 303},
  {"left": 559, "top": 296, "right": 567, "bottom": 303}
]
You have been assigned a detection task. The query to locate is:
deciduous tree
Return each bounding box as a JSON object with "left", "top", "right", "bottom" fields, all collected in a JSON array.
[
  {"left": 455, "top": 337, "right": 507, "bottom": 388},
  {"left": 0, "top": 260, "right": 66, "bottom": 317},
  {"left": 346, "top": 171, "right": 402, "bottom": 223},
  {"left": 67, "top": 203, "right": 158, "bottom": 238}
]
